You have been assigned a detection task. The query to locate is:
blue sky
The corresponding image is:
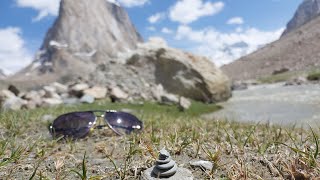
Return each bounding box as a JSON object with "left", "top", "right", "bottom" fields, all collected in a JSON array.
[{"left": 0, "top": 0, "right": 302, "bottom": 74}]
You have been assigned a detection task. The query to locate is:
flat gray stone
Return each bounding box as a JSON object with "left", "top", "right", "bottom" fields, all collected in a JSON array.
[
  {"left": 63, "top": 98, "right": 80, "bottom": 105},
  {"left": 80, "top": 94, "right": 95, "bottom": 104},
  {"left": 71, "top": 83, "right": 89, "bottom": 92},
  {"left": 141, "top": 167, "right": 193, "bottom": 180},
  {"left": 42, "top": 98, "right": 63, "bottom": 106},
  {"left": 83, "top": 86, "right": 107, "bottom": 99},
  {"left": 179, "top": 96, "right": 191, "bottom": 111},
  {"left": 190, "top": 160, "right": 213, "bottom": 170},
  {"left": 2, "top": 97, "right": 27, "bottom": 110}
]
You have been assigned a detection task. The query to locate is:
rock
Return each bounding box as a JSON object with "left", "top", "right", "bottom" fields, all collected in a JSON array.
[
  {"left": 190, "top": 160, "right": 213, "bottom": 170},
  {"left": 151, "top": 84, "right": 164, "bottom": 102},
  {"left": 1, "top": 90, "right": 16, "bottom": 99},
  {"left": 80, "top": 94, "right": 95, "bottom": 104},
  {"left": 127, "top": 42, "right": 231, "bottom": 103},
  {"left": 51, "top": 82, "right": 68, "bottom": 94},
  {"left": 41, "top": 114, "right": 55, "bottom": 122},
  {"left": 23, "top": 91, "right": 43, "bottom": 106},
  {"left": 179, "top": 97, "right": 191, "bottom": 111},
  {"left": 285, "top": 76, "right": 308, "bottom": 86},
  {"left": 43, "top": 86, "right": 58, "bottom": 98},
  {"left": 38, "top": 89, "right": 46, "bottom": 97},
  {"left": 2, "top": 97, "right": 27, "bottom": 111},
  {"left": 43, "top": 85, "right": 56, "bottom": 93},
  {"left": 63, "top": 98, "right": 80, "bottom": 105},
  {"left": 142, "top": 148, "right": 193, "bottom": 180},
  {"left": 8, "top": 85, "right": 20, "bottom": 96},
  {"left": 42, "top": 98, "right": 63, "bottom": 106},
  {"left": 160, "top": 93, "right": 179, "bottom": 105},
  {"left": 139, "top": 92, "right": 149, "bottom": 100},
  {"left": 25, "top": 101, "right": 37, "bottom": 109},
  {"left": 231, "top": 81, "right": 248, "bottom": 91},
  {"left": 142, "top": 167, "right": 193, "bottom": 180},
  {"left": 69, "top": 83, "right": 89, "bottom": 98},
  {"left": 152, "top": 148, "right": 178, "bottom": 178},
  {"left": 109, "top": 86, "right": 128, "bottom": 102},
  {"left": 71, "top": 83, "right": 89, "bottom": 92},
  {"left": 83, "top": 86, "right": 107, "bottom": 99},
  {"left": 60, "top": 93, "right": 70, "bottom": 99}
]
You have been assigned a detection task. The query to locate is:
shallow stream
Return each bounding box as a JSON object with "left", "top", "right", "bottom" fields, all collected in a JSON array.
[{"left": 204, "top": 83, "right": 320, "bottom": 127}]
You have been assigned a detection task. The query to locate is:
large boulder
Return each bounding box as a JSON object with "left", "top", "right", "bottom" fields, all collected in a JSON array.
[
  {"left": 2, "top": 97, "right": 27, "bottom": 111},
  {"left": 126, "top": 40, "right": 231, "bottom": 103},
  {"left": 83, "top": 86, "right": 107, "bottom": 99}
]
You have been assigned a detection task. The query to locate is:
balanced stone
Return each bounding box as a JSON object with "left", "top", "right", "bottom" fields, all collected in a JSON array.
[
  {"left": 141, "top": 148, "right": 193, "bottom": 180},
  {"left": 152, "top": 148, "right": 177, "bottom": 178}
]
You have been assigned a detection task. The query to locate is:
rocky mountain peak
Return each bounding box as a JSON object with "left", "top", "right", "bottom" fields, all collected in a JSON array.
[
  {"left": 282, "top": 0, "right": 320, "bottom": 36},
  {"left": 29, "top": 0, "right": 142, "bottom": 74}
]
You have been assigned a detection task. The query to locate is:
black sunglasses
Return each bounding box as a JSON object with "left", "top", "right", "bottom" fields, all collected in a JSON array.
[{"left": 49, "top": 110, "right": 143, "bottom": 139}]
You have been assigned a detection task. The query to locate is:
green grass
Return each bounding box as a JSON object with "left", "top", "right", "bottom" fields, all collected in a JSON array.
[
  {"left": 0, "top": 101, "right": 319, "bottom": 179},
  {"left": 258, "top": 67, "right": 320, "bottom": 84},
  {"left": 307, "top": 70, "right": 320, "bottom": 81},
  {"left": 258, "top": 71, "right": 299, "bottom": 83}
]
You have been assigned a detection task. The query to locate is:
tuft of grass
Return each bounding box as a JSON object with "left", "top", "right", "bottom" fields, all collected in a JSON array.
[
  {"left": 70, "top": 152, "right": 87, "bottom": 180},
  {"left": 307, "top": 71, "right": 320, "bottom": 81},
  {"left": 258, "top": 71, "right": 298, "bottom": 83}
]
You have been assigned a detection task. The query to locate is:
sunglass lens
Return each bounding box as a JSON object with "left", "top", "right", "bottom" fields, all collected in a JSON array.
[
  {"left": 104, "top": 111, "right": 143, "bottom": 135},
  {"left": 50, "top": 111, "right": 96, "bottom": 139}
]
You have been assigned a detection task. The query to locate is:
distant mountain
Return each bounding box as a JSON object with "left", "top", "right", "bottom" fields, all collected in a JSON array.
[
  {"left": 0, "top": 69, "right": 5, "bottom": 79},
  {"left": 14, "top": 0, "right": 142, "bottom": 80},
  {"left": 282, "top": 0, "right": 320, "bottom": 36},
  {"left": 222, "top": 15, "right": 320, "bottom": 81}
]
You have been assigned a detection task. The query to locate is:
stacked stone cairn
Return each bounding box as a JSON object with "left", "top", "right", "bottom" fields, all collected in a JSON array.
[
  {"left": 142, "top": 148, "right": 193, "bottom": 179},
  {"left": 152, "top": 148, "right": 178, "bottom": 178}
]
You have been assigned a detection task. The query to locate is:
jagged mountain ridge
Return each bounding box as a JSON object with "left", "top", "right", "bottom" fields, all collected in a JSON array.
[
  {"left": 221, "top": 15, "right": 320, "bottom": 81},
  {"left": 282, "top": 0, "right": 320, "bottom": 36}
]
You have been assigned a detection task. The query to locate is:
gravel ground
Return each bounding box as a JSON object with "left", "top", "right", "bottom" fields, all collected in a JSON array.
[{"left": 204, "top": 83, "right": 320, "bottom": 127}]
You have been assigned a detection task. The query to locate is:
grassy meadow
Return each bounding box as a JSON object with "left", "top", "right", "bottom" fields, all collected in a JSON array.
[{"left": 0, "top": 100, "right": 319, "bottom": 179}]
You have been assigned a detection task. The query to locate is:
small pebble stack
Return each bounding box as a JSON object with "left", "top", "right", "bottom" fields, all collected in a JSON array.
[{"left": 152, "top": 148, "right": 177, "bottom": 178}]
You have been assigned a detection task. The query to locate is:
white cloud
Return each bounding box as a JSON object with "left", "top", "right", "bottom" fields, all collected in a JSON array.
[
  {"left": 106, "top": 0, "right": 120, "bottom": 6},
  {"left": 147, "top": 26, "right": 156, "bottom": 31},
  {"left": 175, "top": 25, "right": 284, "bottom": 65},
  {"left": 117, "top": 0, "right": 149, "bottom": 7},
  {"left": 148, "top": 12, "right": 165, "bottom": 24},
  {"left": 169, "top": 0, "right": 224, "bottom": 24},
  {"left": 0, "top": 27, "right": 33, "bottom": 75},
  {"left": 15, "top": 0, "right": 148, "bottom": 21},
  {"left": 227, "top": 17, "right": 244, "bottom": 25},
  {"left": 15, "top": 0, "right": 60, "bottom": 21},
  {"left": 161, "top": 27, "right": 173, "bottom": 34},
  {"left": 235, "top": 27, "right": 243, "bottom": 33}
]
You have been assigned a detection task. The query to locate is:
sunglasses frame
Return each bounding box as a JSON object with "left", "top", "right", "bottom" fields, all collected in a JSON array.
[{"left": 49, "top": 110, "right": 143, "bottom": 139}]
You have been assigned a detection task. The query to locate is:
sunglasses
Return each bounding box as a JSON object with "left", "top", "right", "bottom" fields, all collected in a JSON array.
[{"left": 49, "top": 110, "right": 143, "bottom": 139}]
